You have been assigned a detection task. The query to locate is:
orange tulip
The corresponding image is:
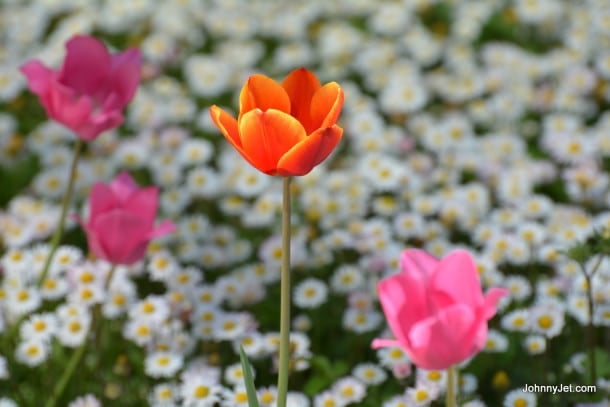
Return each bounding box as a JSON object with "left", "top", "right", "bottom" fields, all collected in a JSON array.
[{"left": 210, "top": 68, "right": 344, "bottom": 176}]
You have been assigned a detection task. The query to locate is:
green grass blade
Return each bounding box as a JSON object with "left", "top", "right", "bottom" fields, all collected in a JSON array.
[{"left": 239, "top": 345, "right": 260, "bottom": 407}]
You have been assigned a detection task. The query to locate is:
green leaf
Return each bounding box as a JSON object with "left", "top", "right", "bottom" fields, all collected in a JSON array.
[
  {"left": 584, "top": 348, "right": 610, "bottom": 378},
  {"left": 304, "top": 356, "right": 351, "bottom": 397},
  {"left": 239, "top": 346, "right": 259, "bottom": 407},
  {"left": 330, "top": 360, "right": 349, "bottom": 377},
  {"left": 304, "top": 375, "right": 329, "bottom": 397},
  {"left": 310, "top": 355, "right": 334, "bottom": 378},
  {"left": 563, "top": 242, "right": 593, "bottom": 264}
]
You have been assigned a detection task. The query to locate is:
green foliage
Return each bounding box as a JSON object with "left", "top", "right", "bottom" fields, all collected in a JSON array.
[
  {"left": 304, "top": 355, "right": 349, "bottom": 396},
  {"left": 564, "top": 241, "right": 594, "bottom": 265},
  {"left": 0, "top": 155, "right": 39, "bottom": 207},
  {"left": 240, "top": 346, "right": 260, "bottom": 407},
  {"left": 584, "top": 348, "right": 610, "bottom": 379}
]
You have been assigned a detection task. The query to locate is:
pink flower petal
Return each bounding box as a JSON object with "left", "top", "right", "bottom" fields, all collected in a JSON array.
[
  {"left": 109, "top": 172, "right": 138, "bottom": 202},
  {"left": 91, "top": 210, "right": 150, "bottom": 265},
  {"left": 377, "top": 275, "right": 413, "bottom": 347},
  {"left": 20, "top": 60, "right": 53, "bottom": 95},
  {"left": 106, "top": 47, "right": 141, "bottom": 110},
  {"left": 371, "top": 338, "right": 402, "bottom": 349},
  {"left": 59, "top": 35, "right": 111, "bottom": 97},
  {"left": 482, "top": 287, "right": 509, "bottom": 320},
  {"left": 88, "top": 183, "right": 119, "bottom": 221},
  {"left": 431, "top": 249, "right": 484, "bottom": 310},
  {"left": 124, "top": 187, "right": 159, "bottom": 224},
  {"left": 400, "top": 249, "right": 438, "bottom": 280},
  {"left": 47, "top": 82, "right": 92, "bottom": 129},
  {"left": 407, "top": 304, "right": 476, "bottom": 370},
  {"left": 148, "top": 220, "right": 176, "bottom": 240}
]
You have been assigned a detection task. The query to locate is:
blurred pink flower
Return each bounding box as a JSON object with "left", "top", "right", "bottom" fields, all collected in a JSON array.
[
  {"left": 20, "top": 35, "right": 141, "bottom": 141},
  {"left": 80, "top": 172, "right": 175, "bottom": 265},
  {"left": 373, "top": 249, "right": 508, "bottom": 370},
  {"left": 391, "top": 362, "right": 412, "bottom": 379}
]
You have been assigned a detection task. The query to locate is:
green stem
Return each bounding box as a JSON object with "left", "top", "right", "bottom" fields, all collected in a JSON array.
[
  {"left": 90, "top": 265, "right": 118, "bottom": 383},
  {"left": 44, "top": 325, "right": 89, "bottom": 407},
  {"left": 580, "top": 255, "right": 603, "bottom": 386},
  {"left": 276, "top": 176, "right": 292, "bottom": 407},
  {"left": 446, "top": 365, "right": 457, "bottom": 407},
  {"left": 585, "top": 272, "right": 597, "bottom": 386},
  {"left": 6, "top": 140, "right": 83, "bottom": 359},
  {"left": 104, "top": 265, "right": 118, "bottom": 291},
  {"left": 45, "top": 264, "right": 117, "bottom": 407},
  {"left": 37, "top": 140, "right": 83, "bottom": 287}
]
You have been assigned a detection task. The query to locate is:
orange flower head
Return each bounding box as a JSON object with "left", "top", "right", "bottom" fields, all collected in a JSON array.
[{"left": 209, "top": 68, "right": 344, "bottom": 176}]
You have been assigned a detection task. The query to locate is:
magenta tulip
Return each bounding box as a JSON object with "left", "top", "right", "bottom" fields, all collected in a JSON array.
[
  {"left": 20, "top": 35, "right": 141, "bottom": 141},
  {"left": 80, "top": 172, "right": 175, "bottom": 265},
  {"left": 372, "top": 249, "right": 508, "bottom": 370}
]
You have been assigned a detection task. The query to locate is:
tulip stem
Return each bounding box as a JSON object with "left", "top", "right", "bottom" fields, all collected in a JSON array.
[
  {"left": 277, "top": 176, "right": 292, "bottom": 407},
  {"left": 37, "top": 139, "right": 83, "bottom": 287},
  {"left": 46, "top": 264, "right": 116, "bottom": 407},
  {"left": 45, "top": 316, "right": 90, "bottom": 407},
  {"left": 446, "top": 365, "right": 458, "bottom": 407}
]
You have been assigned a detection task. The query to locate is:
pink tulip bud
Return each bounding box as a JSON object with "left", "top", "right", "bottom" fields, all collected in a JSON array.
[
  {"left": 79, "top": 172, "right": 175, "bottom": 265},
  {"left": 373, "top": 249, "right": 508, "bottom": 370}
]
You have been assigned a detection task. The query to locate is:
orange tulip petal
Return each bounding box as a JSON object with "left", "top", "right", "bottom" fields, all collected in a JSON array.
[
  {"left": 276, "top": 125, "right": 343, "bottom": 176},
  {"left": 310, "top": 82, "right": 344, "bottom": 130},
  {"left": 210, "top": 105, "right": 241, "bottom": 146},
  {"left": 239, "top": 109, "right": 306, "bottom": 174},
  {"left": 281, "top": 68, "right": 320, "bottom": 133},
  {"left": 239, "top": 74, "right": 291, "bottom": 117},
  {"left": 209, "top": 105, "right": 262, "bottom": 170}
]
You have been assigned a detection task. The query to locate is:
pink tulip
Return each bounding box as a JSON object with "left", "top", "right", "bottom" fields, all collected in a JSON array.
[
  {"left": 20, "top": 35, "right": 141, "bottom": 141},
  {"left": 372, "top": 249, "right": 508, "bottom": 370},
  {"left": 80, "top": 172, "right": 175, "bottom": 265}
]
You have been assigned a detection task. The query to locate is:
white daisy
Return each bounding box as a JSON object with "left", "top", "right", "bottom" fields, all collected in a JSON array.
[
  {"left": 149, "top": 382, "right": 179, "bottom": 407},
  {"left": 213, "top": 312, "right": 250, "bottom": 341},
  {"left": 484, "top": 329, "right": 509, "bottom": 352},
  {"left": 529, "top": 304, "right": 565, "bottom": 338},
  {"left": 123, "top": 319, "right": 155, "bottom": 347},
  {"left": 180, "top": 374, "right": 222, "bottom": 407},
  {"left": 503, "top": 388, "right": 537, "bottom": 407},
  {"left": 178, "top": 139, "right": 213, "bottom": 167},
  {"left": 130, "top": 295, "right": 170, "bottom": 325},
  {"left": 257, "top": 386, "right": 278, "bottom": 407},
  {"left": 343, "top": 309, "right": 383, "bottom": 333},
  {"left": 57, "top": 314, "right": 91, "bottom": 348},
  {"left": 221, "top": 386, "right": 249, "bottom": 407},
  {"left": 293, "top": 278, "right": 328, "bottom": 309},
  {"left": 501, "top": 309, "right": 530, "bottom": 332},
  {"left": 15, "top": 338, "right": 49, "bottom": 367},
  {"left": 223, "top": 363, "right": 247, "bottom": 387},
  {"left": 353, "top": 363, "right": 387, "bottom": 386},
  {"left": 406, "top": 382, "right": 439, "bottom": 406},
  {"left": 6, "top": 287, "right": 41, "bottom": 316},
  {"left": 331, "top": 265, "right": 365, "bottom": 294},
  {"left": 377, "top": 346, "right": 410, "bottom": 369},
  {"left": 145, "top": 351, "right": 183, "bottom": 379},
  {"left": 314, "top": 391, "right": 347, "bottom": 407},
  {"left": 20, "top": 312, "right": 57, "bottom": 343},
  {"left": 523, "top": 335, "right": 547, "bottom": 355},
  {"left": 67, "top": 394, "right": 102, "bottom": 407},
  {"left": 186, "top": 166, "right": 221, "bottom": 198}
]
